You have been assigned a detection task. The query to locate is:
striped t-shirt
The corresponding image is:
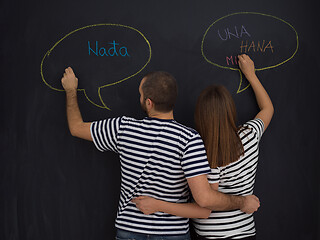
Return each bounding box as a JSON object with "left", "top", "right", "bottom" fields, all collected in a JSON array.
[
  {"left": 90, "top": 116, "right": 211, "bottom": 235},
  {"left": 192, "top": 118, "right": 265, "bottom": 239}
]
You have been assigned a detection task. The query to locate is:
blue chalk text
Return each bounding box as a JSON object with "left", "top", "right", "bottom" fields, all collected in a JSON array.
[{"left": 88, "top": 41, "right": 130, "bottom": 57}]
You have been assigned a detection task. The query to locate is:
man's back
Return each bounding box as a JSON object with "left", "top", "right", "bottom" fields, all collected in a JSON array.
[{"left": 91, "top": 116, "right": 210, "bottom": 235}]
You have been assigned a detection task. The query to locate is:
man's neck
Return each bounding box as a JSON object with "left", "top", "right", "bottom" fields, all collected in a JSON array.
[{"left": 148, "top": 110, "right": 174, "bottom": 120}]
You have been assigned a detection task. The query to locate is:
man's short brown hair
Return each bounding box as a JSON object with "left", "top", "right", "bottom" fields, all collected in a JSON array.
[{"left": 142, "top": 71, "right": 177, "bottom": 113}]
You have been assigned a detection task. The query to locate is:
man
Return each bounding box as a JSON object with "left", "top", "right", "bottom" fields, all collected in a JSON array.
[{"left": 61, "top": 68, "right": 260, "bottom": 240}]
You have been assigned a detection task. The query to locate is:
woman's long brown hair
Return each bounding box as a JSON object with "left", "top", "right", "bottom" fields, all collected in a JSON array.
[{"left": 194, "top": 85, "right": 244, "bottom": 168}]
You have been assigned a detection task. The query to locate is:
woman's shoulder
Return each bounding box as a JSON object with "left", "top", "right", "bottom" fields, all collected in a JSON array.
[{"left": 238, "top": 118, "right": 264, "bottom": 140}]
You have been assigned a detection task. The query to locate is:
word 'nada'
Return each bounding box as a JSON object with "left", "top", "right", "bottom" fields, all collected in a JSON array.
[{"left": 88, "top": 41, "right": 130, "bottom": 57}]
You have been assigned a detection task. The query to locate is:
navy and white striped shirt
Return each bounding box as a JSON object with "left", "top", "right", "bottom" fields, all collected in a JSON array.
[
  {"left": 91, "top": 116, "right": 210, "bottom": 235},
  {"left": 192, "top": 118, "right": 265, "bottom": 239}
]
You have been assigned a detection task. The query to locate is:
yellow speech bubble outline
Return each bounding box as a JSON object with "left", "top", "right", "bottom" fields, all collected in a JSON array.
[
  {"left": 201, "top": 12, "right": 299, "bottom": 93},
  {"left": 40, "top": 23, "right": 152, "bottom": 110}
]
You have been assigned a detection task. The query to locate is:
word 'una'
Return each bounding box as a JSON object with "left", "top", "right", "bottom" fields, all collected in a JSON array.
[{"left": 218, "top": 25, "right": 251, "bottom": 40}]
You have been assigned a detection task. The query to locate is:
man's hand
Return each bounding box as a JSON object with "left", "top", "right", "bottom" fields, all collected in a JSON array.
[
  {"left": 61, "top": 67, "right": 78, "bottom": 92},
  {"left": 132, "top": 196, "right": 159, "bottom": 215},
  {"left": 61, "top": 66, "right": 92, "bottom": 141},
  {"left": 240, "top": 195, "right": 260, "bottom": 214}
]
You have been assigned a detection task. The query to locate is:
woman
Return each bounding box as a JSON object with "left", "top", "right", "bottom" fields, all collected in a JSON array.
[{"left": 132, "top": 54, "right": 274, "bottom": 239}]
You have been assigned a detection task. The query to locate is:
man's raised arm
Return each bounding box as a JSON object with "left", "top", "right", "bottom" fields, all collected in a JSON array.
[{"left": 61, "top": 67, "right": 92, "bottom": 141}]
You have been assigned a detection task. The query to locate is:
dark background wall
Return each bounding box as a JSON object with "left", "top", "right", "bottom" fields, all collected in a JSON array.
[{"left": 1, "top": 0, "right": 319, "bottom": 239}]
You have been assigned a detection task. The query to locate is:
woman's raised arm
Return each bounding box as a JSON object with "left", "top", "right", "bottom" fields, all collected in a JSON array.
[{"left": 238, "top": 54, "right": 274, "bottom": 130}]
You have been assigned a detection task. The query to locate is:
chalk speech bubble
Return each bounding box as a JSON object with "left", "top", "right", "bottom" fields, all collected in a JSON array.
[
  {"left": 40, "top": 24, "right": 152, "bottom": 109},
  {"left": 201, "top": 12, "right": 299, "bottom": 93}
]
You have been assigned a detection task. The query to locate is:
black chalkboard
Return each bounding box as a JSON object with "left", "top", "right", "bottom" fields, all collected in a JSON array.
[{"left": 1, "top": 1, "right": 319, "bottom": 239}]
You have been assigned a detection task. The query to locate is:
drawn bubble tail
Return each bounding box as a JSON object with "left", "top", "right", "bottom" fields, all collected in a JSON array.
[
  {"left": 80, "top": 88, "right": 111, "bottom": 110},
  {"left": 236, "top": 69, "right": 251, "bottom": 94},
  {"left": 98, "top": 87, "right": 112, "bottom": 110}
]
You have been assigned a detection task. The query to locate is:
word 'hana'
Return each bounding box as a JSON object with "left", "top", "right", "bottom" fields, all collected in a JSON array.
[
  {"left": 240, "top": 40, "right": 274, "bottom": 53},
  {"left": 226, "top": 40, "right": 274, "bottom": 66},
  {"left": 88, "top": 41, "right": 130, "bottom": 57}
]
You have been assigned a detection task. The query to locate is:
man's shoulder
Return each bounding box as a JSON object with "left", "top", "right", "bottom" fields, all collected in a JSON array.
[
  {"left": 167, "top": 121, "right": 201, "bottom": 143},
  {"left": 104, "top": 116, "right": 140, "bottom": 123},
  {"left": 120, "top": 116, "right": 138, "bottom": 122},
  {"left": 118, "top": 117, "right": 200, "bottom": 138},
  {"left": 172, "top": 121, "right": 198, "bottom": 135}
]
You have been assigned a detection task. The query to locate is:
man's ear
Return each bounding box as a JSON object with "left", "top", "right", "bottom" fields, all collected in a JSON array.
[{"left": 146, "top": 98, "right": 154, "bottom": 110}]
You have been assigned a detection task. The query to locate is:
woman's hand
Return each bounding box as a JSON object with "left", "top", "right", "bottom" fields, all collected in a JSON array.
[
  {"left": 132, "top": 196, "right": 160, "bottom": 215},
  {"left": 238, "top": 54, "right": 256, "bottom": 79}
]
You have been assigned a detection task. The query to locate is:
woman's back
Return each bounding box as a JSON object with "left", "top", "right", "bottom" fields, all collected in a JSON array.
[{"left": 192, "top": 118, "right": 264, "bottom": 239}]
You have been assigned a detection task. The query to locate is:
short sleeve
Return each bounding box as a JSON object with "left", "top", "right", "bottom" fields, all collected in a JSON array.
[
  {"left": 90, "top": 117, "right": 121, "bottom": 153},
  {"left": 207, "top": 167, "right": 220, "bottom": 184},
  {"left": 243, "top": 118, "right": 265, "bottom": 142},
  {"left": 181, "top": 134, "right": 211, "bottom": 178}
]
